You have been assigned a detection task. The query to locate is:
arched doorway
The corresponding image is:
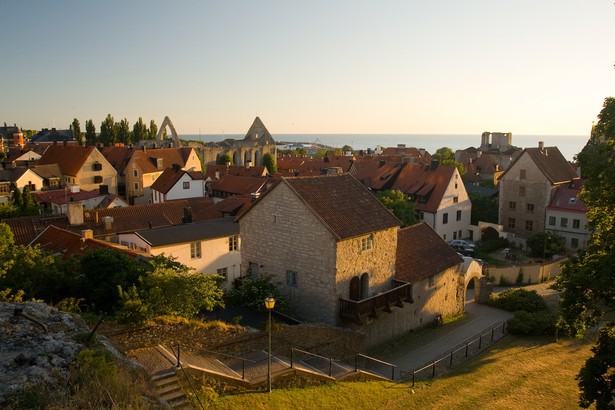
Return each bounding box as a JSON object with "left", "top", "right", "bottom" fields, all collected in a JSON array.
[
  {"left": 360, "top": 273, "right": 369, "bottom": 299},
  {"left": 233, "top": 151, "right": 241, "bottom": 166},
  {"left": 481, "top": 226, "right": 500, "bottom": 243},
  {"left": 349, "top": 277, "right": 360, "bottom": 301}
]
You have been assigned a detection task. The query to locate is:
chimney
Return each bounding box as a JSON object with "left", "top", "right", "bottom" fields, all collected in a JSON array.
[
  {"left": 397, "top": 144, "right": 406, "bottom": 150},
  {"left": 251, "top": 192, "right": 260, "bottom": 201},
  {"left": 215, "top": 170, "right": 220, "bottom": 180},
  {"left": 172, "top": 163, "right": 181, "bottom": 172},
  {"left": 67, "top": 202, "right": 84, "bottom": 225},
  {"left": 538, "top": 141, "right": 544, "bottom": 151},
  {"left": 102, "top": 216, "right": 114, "bottom": 230},
  {"left": 156, "top": 157, "right": 164, "bottom": 170},
  {"left": 430, "top": 159, "right": 439, "bottom": 171},
  {"left": 476, "top": 151, "right": 482, "bottom": 158},
  {"left": 418, "top": 148, "right": 426, "bottom": 157},
  {"left": 81, "top": 229, "right": 93, "bottom": 240},
  {"left": 183, "top": 207, "right": 193, "bottom": 223}
]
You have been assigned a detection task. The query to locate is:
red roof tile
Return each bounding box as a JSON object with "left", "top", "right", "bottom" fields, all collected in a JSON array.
[
  {"left": 391, "top": 163, "right": 456, "bottom": 213},
  {"left": 395, "top": 223, "right": 462, "bottom": 283},
  {"left": 37, "top": 145, "right": 96, "bottom": 176}
]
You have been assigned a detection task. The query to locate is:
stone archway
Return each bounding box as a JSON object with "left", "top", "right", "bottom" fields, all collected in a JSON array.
[
  {"left": 156, "top": 116, "right": 180, "bottom": 148},
  {"left": 243, "top": 149, "right": 253, "bottom": 166},
  {"left": 233, "top": 150, "right": 241, "bottom": 166},
  {"left": 463, "top": 261, "right": 492, "bottom": 304},
  {"left": 481, "top": 226, "right": 500, "bottom": 243},
  {"left": 255, "top": 148, "right": 263, "bottom": 167}
]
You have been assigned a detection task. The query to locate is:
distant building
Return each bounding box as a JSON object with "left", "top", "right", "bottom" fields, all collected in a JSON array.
[{"left": 0, "top": 123, "right": 24, "bottom": 151}]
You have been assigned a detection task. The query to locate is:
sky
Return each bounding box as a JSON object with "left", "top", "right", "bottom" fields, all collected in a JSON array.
[{"left": 1, "top": 1, "right": 614, "bottom": 136}]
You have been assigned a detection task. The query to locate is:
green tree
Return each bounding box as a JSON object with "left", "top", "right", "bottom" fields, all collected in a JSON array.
[
  {"left": 71, "top": 118, "right": 83, "bottom": 145},
  {"left": 216, "top": 153, "right": 232, "bottom": 165},
  {"left": 433, "top": 146, "right": 467, "bottom": 176},
  {"left": 148, "top": 120, "right": 158, "bottom": 140},
  {"left": 116, "top": 118, "right": 131, "bottom": 145},
  {"left": 21, "top": 185, "right": 35, "bottom": 209},
  {"left": 132, "top": 117, "right": 147, "bottom": 142},
  {"left": 0, "top": 223, "right": 15, "bottom": 277},
  {"left": 261, "top": 152, "right": 277, "bottom": 174},
  {"left": 226, "top": 273, "right": 290, "bottom": 313},
  {"left": 11, "top": 187, "right": 22, "bottom": 208},
  {"left": 342, "top": 145, "right": 353, "bottom": 153},
  {"left": 376, "top": 190, "right": 416, "bottom": 227},
  {"left": 85, "top": 119, "right": 97, "bottom": 146},
  {"left": 526, "top": 231, "right": 566, "bottom": 259},
  {"left": 99, "top": 114, "right": 117, "bottom": 147},
  {"left": 553, "top": 97, "right": 615, "bottom": 408},
  {"left": 314, "top": 148, "right": 327, "bottom": 159},
  {"left": 468, "top": 192, "right": 498, "bottom": 225}
]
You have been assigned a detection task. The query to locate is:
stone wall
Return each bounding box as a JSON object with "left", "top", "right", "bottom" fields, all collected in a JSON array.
[
  {"left": 485, "top": 257, "right": 564, "bottom": 286},
  {"left": 335, "top": 227, "right": 398, "bottom": 300},
  {"left": 499, "top": 152, "right": 552, "bottom": 238},
  {"left": 347, "top": 267, "right": 465, "bottom": 347},
  {"left": 240, "top": 182, "right": 339, "bottom": 325}
]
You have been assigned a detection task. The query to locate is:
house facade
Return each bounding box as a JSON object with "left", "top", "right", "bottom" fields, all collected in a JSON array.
[
  {"left": 498, "top": 142, "right": 579, "bottom": 241},
  {"left": 117, "top": 217, "right": 241, "bottom": 289},
  {"left": 36, "top": 145, "right": 118, "bottom": 194},
  {"left": 151, "top": 168, "right": 205, "bottom": 203},
  {"left": 545, "top": 179, "right": 589, "bottom": 251}
]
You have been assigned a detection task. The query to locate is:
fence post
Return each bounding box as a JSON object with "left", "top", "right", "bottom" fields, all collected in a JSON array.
[
  {"left": 478, "top": 334, "right": 482, "bottom": 350},
  {"left": 432, "top": 362, "right": 436, "bottom": 378},
  {"left": 465, "top": 343, "right": 469, "bottom": 357},
  {"left": 449, "top": 351, "right": 454, "bottom": 367},
  {"left": 176, "top": 344, "right": 180, "bottom": 367},
  {"left": 491, "top": 327, "right": 495, "bottom": 342},
  {"left": 290, "top": 348, "right": 294, "bottom": 369},
  {"left": 412, "top": 371, "right": 415, "bottom": 387},
  {"left": 392, "top": 365, "right": 395, "bottom": 381},
  {"left": 242, "top": 359, "right": 245, "bottom": 380},
  {"left": 355, "top": 354, "right": 359, "bottom": 372},
  {"left": 329, "top": 357, "right": 333, "bottom": 377}
]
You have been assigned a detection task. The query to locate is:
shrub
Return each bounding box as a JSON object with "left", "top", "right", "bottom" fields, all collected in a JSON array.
[
  {"left": 56, "top": 297, "right": 86, "bottom": 313},
  {"left": 489, "top": 288, "right": 548, "bottom": 313},
  {"left": 226, "top": 273, "right": 290, "bottom": 313},
  {"left": 507, "top": 310, "right": 556, "bottom": 335}
]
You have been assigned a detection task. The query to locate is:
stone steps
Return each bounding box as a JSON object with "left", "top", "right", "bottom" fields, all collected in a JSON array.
[{"left": 152, "top": 371, "right": 190, "bottom": 409}]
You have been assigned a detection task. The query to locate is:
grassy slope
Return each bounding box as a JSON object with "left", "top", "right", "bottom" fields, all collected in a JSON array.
[{"left": 208, "top": 336, "right": 593, "bottom": 410}]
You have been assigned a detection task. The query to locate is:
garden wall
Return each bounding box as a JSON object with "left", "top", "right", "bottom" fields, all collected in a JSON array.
[{"left": 485, "top": 257, "right": 565, "bottom": 286}]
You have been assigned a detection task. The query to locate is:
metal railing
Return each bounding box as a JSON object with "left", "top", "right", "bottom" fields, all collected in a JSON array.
[{"left": 400, "top": 321, "right": 507, "bottom": 386}]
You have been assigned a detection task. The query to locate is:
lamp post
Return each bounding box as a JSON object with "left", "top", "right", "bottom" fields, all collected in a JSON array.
[{"left": 264, "top": 295, "right": 276, "bottom": 393}]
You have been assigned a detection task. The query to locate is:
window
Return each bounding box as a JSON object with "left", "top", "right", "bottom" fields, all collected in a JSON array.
[
  {"left": 133, "top": 169, "right": 138, "bottom": 177},
  {"left": 456, "top": 210, "right": 462, "bottom": 221},
  {"left": 286, "top": 270, "right": 298, "bottom": 287},
  {"left": 548, "top": 216, "right": 556, "bottom": 226},
  {"left": 229, "top": 235, "right": 238, "bottom": 252},
  {"left": 561, "top": 218, "right": 568, "bottom": 228},
  {"left": 428, "top": 275, "right": 435, "bottom": 288},
  {"left": 361, "top": 235, "right": 373, "bottom": 251},
  {"left": 453, "top": 196, "right": 458, "bottom": 204},
  {"left": 519, "top": 186, "right": 526, "bottom": 197},
  {"left": 183, "top": 181, "right": 190, "bottom": 189},
  {"left": 93, "top": 163, "right": 102, "bottom": 171},
  {"left": 455, "top": 183, "right": 458, "bottom": 189},
  {"left": 571, "top": 238, "right": 579, "bottom": 249},
  {"left": 508, "top": 218, "right": 516, "bottom": 229},
  {"left": 94, "top": 176, "right": 103, "bottom": 183},
  {"left": 134, "top": 182, "right": 139, "bottom": 190},
  {"left": 442, "top": 213, "right": 449, "bottom": 225},
  {"left": 509, "top": 201, "right": 516, "bottom": 210},
  {"left": 453, "top": 231, "right": 457, "bottom": 240},
  {"left": 573, "top": 219, "right": 580, "bottom": 229},
  {"left": 190, "top": 242, "right": 201, "bottom": 259},
  {"left": 525, "top": 220, "right": 533, "bottom": 231},
  {"left": 526, "top": 203, "right": 534, "bottom": 213},
  {"left": 217, "top": 267, "right": 228, "bottom": 281},
  {"left": 520, "top": 169, "right": 526, "bottom": 179}
]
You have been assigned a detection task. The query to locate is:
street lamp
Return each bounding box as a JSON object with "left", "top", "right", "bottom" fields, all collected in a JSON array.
[{"left": 265, "top": 295, "right": 276, "bottom": 393}]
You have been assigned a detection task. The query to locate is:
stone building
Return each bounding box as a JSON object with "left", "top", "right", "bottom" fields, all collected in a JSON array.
[
  {"left": 238, "top": 173, "right": 465, "bottom": 347},
  {"left": 498, "top": 142, "right": 579, "bottom": 241}
]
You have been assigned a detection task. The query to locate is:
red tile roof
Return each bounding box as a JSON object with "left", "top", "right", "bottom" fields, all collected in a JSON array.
[
  {"left": 151, "top": 167, "right": 204, "bottom": 195},
  {"left": 547, "top": 180, "right": 587, "bottom": 213},
  {"left": 395, "top": 223, "right": 462, "bottom": 283},
  {"left": 204, "top": 165, "right": 268, "bottom": 179},
  {"left": 211, "top": 174, "right": 269, "bottom": 196},
  {"left": 500, "top": 146, "right": 578, "bottom": 185},
  {"left": 351, "top": 159, "right": 404, "bottom": 190},
  {"left": 37, "top": 145, "right": 96, "bottom": 176},
  {"left": 391, "top": 163, "right": 456, "bottom": 213},
  {"left": 101, "top": 147, "right": 135, "bottom": 174},
  {"left": 32, "top": 188, "right": 106, "bottom": 206},
  {"left": 133, "top": 148, "right": 196, "bottom": 174},
  {"left": 280, "top": 174, "right": 400, "bottom": 240}
]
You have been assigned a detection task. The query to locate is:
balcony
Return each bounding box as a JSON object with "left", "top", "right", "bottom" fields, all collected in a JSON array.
[{"left": 339, "top": 280, "right": 413, "bottom": 325}]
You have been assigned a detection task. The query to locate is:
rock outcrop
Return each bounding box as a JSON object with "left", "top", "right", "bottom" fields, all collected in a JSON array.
[{"left": 0, "top": 302, "right": 89, "bottom": 404}]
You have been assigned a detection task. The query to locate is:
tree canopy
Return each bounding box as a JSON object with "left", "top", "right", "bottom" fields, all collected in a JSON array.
[
  {"left": 433, "top": 146, "right": 467, "bottom": 176},
  {"left": 261, "top": 152, "right": 277, "bottom": 174},
  {"left": 526, "top": 231, "right": 566, "bottom": 259},
  {"left": 71, "top": 118, "right": 83, "bottom": 145},
  {"left": 85, "top": 119, "right": 96, "bottom": 146},
  {"left": 553, "top": 97, "right": 615, "bottom": 407},
  {"left": 376, "top": 190, "right": 416, "bottom": 227}
]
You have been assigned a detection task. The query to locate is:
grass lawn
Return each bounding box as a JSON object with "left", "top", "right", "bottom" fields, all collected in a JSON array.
[{"left": 205, "top": 336, "right": 594, "bottom": 409}]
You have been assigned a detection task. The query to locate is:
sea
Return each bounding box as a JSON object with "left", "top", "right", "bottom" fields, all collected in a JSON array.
[{"left": 181, "top": 133, "right": 589, "bottom": 162}]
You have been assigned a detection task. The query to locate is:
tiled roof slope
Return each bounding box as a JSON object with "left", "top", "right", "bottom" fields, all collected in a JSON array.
[
  {"left": 391, "top": 163, "right": 456, "bottom": 214},
  {"left": 37, "top": 145, "right": 95, "bottom": 176},
  {"left": 283, "top": 174, "right": 400, "bottom": 240},
  {"left": 31, "top": 164, "right": 63, "bottom": 180},
  {"left": 30, "top": 225, "right": 146, "bottom": 259},
  {"left": 351, "top": 159, "right": 404, "bottom": 190},
  {"left": 101, "top": 147, "right": 134, "bottom": 174},
  {"left": 524, "top": 147, "right": 578, "bottom": 184},
  {"left": 212, "top": 175, "right": 269, "bottom": 196},
  {"left": 547, "top": 180, "right": 587, "bottom": 213},
  {"left": 151, "top": 168, "right": 204, "bottom": 194},
  {"left": 133, "top": 148, "right": 195, "bottom": 174},
  {"left": 204, "top": 165, "right": 268, "bottom": 179},
  {"left": 395, "top": 223, "right": 462, "bottom": 283}
]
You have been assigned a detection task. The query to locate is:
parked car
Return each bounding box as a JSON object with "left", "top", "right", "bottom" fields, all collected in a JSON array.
[{"left": 449, "top": 240, "right": 476, "bottom": 251}]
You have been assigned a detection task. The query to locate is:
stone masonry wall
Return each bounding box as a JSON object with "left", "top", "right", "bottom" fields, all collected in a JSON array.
[
  {"left": 240, "top": 182, "right": 339, "bottom": 325},
  {"left": 335, "top": 227, "right": 398, "bottom": 300}
]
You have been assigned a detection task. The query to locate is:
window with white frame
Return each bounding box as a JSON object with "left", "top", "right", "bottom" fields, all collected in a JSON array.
[
  {"left": 190, "top": 242, "right": 201, "bottom": 259},
  {"left": 229, "top": 235, "right": 238, "bottom": 252},
  {"left": 360, "top": 235, "right": 373, "bottom": 251},
  {"left": 183, "top": 181, "right": 190, "bottom": 189}
]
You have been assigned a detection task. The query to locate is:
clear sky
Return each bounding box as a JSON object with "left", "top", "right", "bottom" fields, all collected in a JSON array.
[{"left": 1, "top": 1, "right": 614, "bottom": 135}]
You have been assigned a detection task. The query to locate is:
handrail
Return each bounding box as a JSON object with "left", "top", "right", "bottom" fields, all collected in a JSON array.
[
  {"left": 175, "top": 356, "right": 205, "bottom": 410},
  {"left": 357, "top": 353, "right": 397, "bottom": 380}
]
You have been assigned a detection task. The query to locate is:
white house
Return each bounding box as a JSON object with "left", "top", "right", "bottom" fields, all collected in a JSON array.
[
  {"left": 117, "top": 217, "right": 241, "bottom": 289},
  {"left": 545, "top": 179, "right": 589, "bottom": 251},
  {"left": 151, "top": 167, "right": 205, "bottom": 204}
]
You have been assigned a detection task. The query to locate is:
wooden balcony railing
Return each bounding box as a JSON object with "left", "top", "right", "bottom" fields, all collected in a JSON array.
[{"left": 339, "top": 280, "right": 413, "bottom": 325}]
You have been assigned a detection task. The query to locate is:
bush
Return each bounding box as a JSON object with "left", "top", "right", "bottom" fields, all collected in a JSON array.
[
  {"left": 226, "top": 273, "right": 290, "bottom": 313},
  {"left": 477, "top": 237, "right": 510, "bottom": 254},
  {"left": 507, "top": 310, "right": 556, "bottom": 335},
  {"left": 489, "top": 288, "right": 548, "bottom": 313}
]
